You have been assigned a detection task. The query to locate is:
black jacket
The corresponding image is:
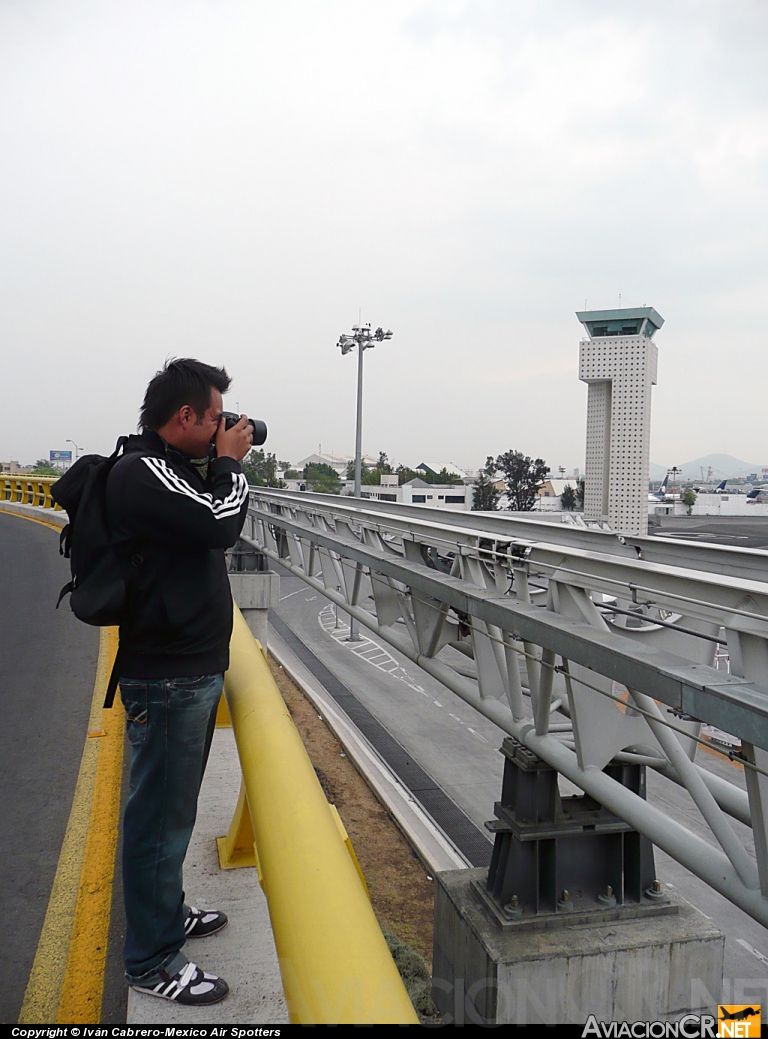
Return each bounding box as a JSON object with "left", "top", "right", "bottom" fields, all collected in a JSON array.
[{"left": 106, "top": 430, "right": 250, "bottom": 679}]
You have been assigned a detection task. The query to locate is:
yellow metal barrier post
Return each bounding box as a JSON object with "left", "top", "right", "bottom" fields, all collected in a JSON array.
[
  {"left": 0, "top": 474, "right": 60, "bottom": 509},
  {"left": 224, "top": 607, "right": 418, "bottom": 1024}
]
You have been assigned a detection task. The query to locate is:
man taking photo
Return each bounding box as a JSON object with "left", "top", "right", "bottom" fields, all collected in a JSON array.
[{"left": 106, "top": 358, "right": 253, "bottom": 1005}]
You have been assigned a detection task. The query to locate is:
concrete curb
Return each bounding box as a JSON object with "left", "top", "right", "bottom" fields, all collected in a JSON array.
[
  {"left": 0, "top": 501, "right": 66, "bottom": 525},
  {"left": 268, "top": 624, "right": 469, "bottom": 874}
]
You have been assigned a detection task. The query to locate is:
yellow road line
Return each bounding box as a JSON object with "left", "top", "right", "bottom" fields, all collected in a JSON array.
[
  {"left": 58, "top": 627, "right": 123, "bottom": 1023},
  {"left": 19, "top": 626, "right": 124, "bottom": 1023},
  {"left": 0, "top": 503, "right": 64, "bottom": 534}
]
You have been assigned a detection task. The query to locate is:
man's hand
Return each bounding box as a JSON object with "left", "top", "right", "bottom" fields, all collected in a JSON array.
[{"left": 215, "top": 414, "right": 253, "bottom": 461}]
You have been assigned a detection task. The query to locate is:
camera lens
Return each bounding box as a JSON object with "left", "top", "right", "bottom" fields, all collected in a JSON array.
[
  {"left": 221, "top": 411, "right": 267, "bottom": 445},
  {"left": 250, "top": 419, "right": 267, "bottom": 445}
]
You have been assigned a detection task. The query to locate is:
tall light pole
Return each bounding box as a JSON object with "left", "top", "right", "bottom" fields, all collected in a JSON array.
[
  {"left": 337, "top": 322, "right": 393, "bottom": 640},
  {"left": 66, "top": 439, "right": 82, "bottom": 465},
  {"left": 336, "top": 323, "right": 393, "bottom": 498}
]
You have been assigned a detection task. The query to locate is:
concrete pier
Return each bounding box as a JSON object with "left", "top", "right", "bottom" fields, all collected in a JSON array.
[{"left": 433, "top": 867, "right": 724, "bottom": 1025}]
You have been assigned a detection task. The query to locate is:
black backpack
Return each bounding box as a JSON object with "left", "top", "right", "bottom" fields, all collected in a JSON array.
[{"left": 51, "top": 437, "right": 141, "bottom": 706}]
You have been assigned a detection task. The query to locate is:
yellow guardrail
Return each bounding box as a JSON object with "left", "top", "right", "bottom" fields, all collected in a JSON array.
[
  {"left": 1, "top": 475, "right": 61, "bottom": 509},
  {"left": 221, "top": 606, "right": 419, "bottom": 1025}
]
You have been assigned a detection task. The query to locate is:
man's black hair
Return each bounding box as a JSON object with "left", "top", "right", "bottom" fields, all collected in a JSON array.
[{"left": 140, "top": 358, "right": 231, "bottom": 431}]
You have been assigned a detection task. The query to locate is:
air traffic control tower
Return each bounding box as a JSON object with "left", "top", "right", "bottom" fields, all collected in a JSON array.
[{"left": 577, "top": 307, "right": 664, "bottom": 536}]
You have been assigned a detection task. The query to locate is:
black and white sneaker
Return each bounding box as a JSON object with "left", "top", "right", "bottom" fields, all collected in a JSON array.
[
  {"left": 184, "top": 904, "right": 228, "bottom": 939},
  {"left": 132, "top": 960, "right": 229, "bottom": 1005}
]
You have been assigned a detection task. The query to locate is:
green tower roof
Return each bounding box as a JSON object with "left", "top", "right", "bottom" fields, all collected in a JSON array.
[{"left": 576, "top": 307, "right": 664, "bottom": 339}]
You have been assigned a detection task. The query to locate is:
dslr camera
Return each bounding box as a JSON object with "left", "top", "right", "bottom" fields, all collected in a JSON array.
[{"left": 222, "top": 411, "right": 268, "bottom": 446}]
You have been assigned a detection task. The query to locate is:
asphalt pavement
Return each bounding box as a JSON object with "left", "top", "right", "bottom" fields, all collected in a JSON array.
[
  {"left": 651, "top": 515, "right": 768, "bottom": 548},
  {"left": 273, "top": 568, "right": 502, "bottom": 844},
  {"left": 0, "top": 511, "right": 103, "bottom": 1023}
]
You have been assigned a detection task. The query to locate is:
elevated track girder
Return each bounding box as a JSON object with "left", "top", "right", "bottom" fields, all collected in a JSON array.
[{"left": 244, "top": 490, "right": 768, "bottom": 926}]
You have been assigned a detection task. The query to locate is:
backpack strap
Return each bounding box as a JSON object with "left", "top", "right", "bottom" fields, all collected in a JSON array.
[
  {"left": 56, "top": 580, "right": 74, "bottom": 609},
  {"left": 78, "top": 436, "right": 132, "bottom": 705},
  {"left": 103, "top": 644, "right": 123, "bottom": 709}
]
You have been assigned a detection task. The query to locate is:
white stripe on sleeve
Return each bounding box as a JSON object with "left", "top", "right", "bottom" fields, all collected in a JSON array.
[{"left": 141, "top": 456, "right": 249, "bottom": 519}]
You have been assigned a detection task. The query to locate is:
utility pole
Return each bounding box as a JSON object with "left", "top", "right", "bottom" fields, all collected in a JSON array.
[{"left": 336, "top": 322, "right": 393, "bottom": 640}]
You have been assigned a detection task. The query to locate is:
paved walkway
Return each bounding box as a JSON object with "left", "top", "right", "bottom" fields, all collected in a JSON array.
[{"left": 127, "top": 728, "right": 288, "bottom": 1024}]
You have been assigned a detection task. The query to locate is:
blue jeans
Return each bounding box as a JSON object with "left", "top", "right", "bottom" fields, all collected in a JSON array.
[{"left": 119, "top": 673, "right": 224, "bottom": 983}]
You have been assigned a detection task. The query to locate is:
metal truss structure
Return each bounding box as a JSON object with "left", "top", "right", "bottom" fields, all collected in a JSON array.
[{"left": 244, "top": 489, "right": 768, "bottom": 927}]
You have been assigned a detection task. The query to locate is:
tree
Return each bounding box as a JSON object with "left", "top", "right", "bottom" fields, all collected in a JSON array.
[
  {"left": 683, "top": 487, "right": 696, "bottom": 515},
  {"left": 241, "top": 449, "right": 284, "bottom": 487},
  {"left": 394, "top": 464, "right": 462, "bottom": 486},
  {"left": 433, "top": 468, "right": 462, "bottom": 485},
  {"left": 495, "top": 450, "right": 549, "bottom": 512},
  {"left": 30, "top": 459, "right": 60, "bottom": 476},
  {"left": 472, "top": 465, "right": 500, "bottom": 511},
  {"left": 376, "top": 452, "right": 392, "bottom": 474},
  {"left": 304, "top": 462, "right": 342, "bottom": 494},
  {"left": 395, "top": 464, "right": 423, "bottom": 485},
  {"left": 560, "top": 484, "right": 576, "bottom": 511},
  {"left": 346, "top": 459, "right": 371, "bottom": 482},
  {"left": 362, "top": 467, "right": 391, "bottom": 485},
  {"left": 576, "top": 478, "right": 585, "bottom": 509}
]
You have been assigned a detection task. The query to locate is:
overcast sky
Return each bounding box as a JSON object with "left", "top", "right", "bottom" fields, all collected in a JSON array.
[{"left": 1, "top": 0, "right": 767, "bottom": 473}]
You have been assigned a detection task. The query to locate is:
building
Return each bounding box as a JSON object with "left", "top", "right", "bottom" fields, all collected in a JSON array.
[
  {"left": 690, "top": 494, "right": 768, "bottom": 517},
  {"left": 296, "top": 452, "right": 377, "bottom": 476},
  {"left": 577, "top": 306, "right": 664, "bottom": 536},
  {"left": 535, "top": 479, "right": 577, "bottom": 512},
  {"left": 415, "top": 462, "right": 469, "bottom": 479},
  {"left": 359, "top": 475, "right": 473, "bottom": 511},
  {"left": 1, "top": 460, "right": 30, "bottom": 475}
]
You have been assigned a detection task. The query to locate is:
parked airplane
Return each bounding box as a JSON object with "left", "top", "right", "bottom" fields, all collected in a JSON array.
[
  {"left": 649, "top": 475, "right": 670, "bottom": 502},
  {"left": 692, "top": 479, "right": 728, "bottom": 494}
]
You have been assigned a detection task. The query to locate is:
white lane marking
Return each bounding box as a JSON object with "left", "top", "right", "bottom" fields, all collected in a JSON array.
[
  {"left": 318, "top": 604, "right": 423, "bottom": 693},
  {"left": 656, "top": 532, "right": 750, "bottom": 542},
  {"left": 317, "top": 604, "right": 484, "bottom": 742},
  {"left": 305, "top": 596, "right": 317, "bottom": 601},
  {"left": 279, "top": 588, "right": 303, "bottom": 601},
  {"left": 736, "top": 938, "right": 768, "bottom": 967}
]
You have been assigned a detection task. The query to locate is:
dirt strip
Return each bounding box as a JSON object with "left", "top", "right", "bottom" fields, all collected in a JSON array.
[{"left": 268, "top": 655, "right": 436, "bottom": 967}]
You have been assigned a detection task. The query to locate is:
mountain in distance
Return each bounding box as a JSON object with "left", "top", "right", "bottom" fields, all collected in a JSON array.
[{"left": 649, "top": 454, "right": 766, "bottom": 482}]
